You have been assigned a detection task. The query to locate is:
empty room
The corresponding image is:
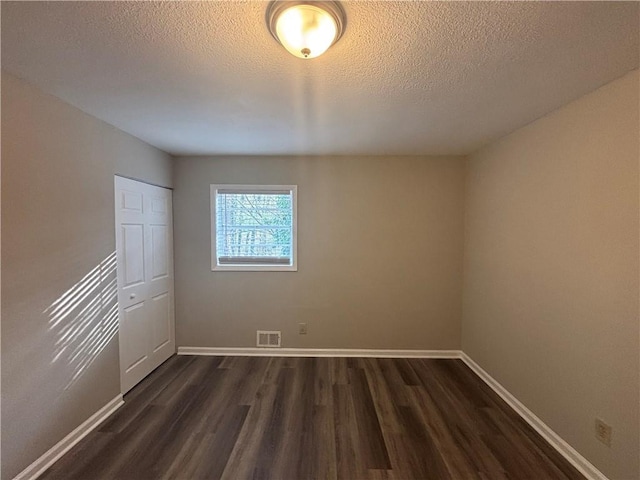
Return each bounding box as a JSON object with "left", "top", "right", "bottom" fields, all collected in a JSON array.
[{"left": 1, "top": 1, "right": 638, "bottom": 480}]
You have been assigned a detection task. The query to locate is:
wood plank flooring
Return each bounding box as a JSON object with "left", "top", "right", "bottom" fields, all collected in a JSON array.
[{"left": 40, "top": 356, "right": 585, "bottom": 480}]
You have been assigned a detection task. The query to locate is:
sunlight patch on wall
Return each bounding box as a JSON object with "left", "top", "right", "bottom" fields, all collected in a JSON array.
[{"left": 44, "top": 252, "right": 119, "bottom": 389}]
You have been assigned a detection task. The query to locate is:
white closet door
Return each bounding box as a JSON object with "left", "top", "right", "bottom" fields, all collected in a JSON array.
[{"left": 114, "top": 176, "right": 175, "bottom": 394}]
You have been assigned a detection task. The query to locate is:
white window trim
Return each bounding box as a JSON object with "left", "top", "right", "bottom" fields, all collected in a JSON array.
[{"left": 210, "top": 184, "right": 298, "bottom": 272}]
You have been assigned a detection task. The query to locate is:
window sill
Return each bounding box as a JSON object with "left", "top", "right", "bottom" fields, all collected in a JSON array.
[{"left": 212, "top": 264, "right": 298, "bottom": 272}]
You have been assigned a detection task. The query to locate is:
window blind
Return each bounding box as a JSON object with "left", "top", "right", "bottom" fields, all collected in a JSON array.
[{"left": 215, "top": 191, "right": 293, "bottom": 265}]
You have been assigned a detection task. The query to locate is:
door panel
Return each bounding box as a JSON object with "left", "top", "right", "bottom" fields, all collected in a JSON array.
[
  {"left": 150, "top": 225, "right": 169, "bottom": 279},
  {"left": 151, "top": 292, "right": 170, "bottom": 351},
  {"left": 150, "top": 195, "right": 168, "bottom": 214},
  {"left": 121, "top": 190, "right": 143, "bottom": 212},
  {"left": 122, "top": 224, "right": 145, "bottom": 286},
  {"left": 115, "top": 176, "right": 175, "bottom": 394},
  {"left": 122, "top": 302, "right": 148, "bottom": 372}
]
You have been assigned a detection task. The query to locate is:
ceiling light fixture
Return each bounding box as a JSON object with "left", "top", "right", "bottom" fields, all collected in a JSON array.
[{"left": 266, "top": 1, "right": 346, "bottom": 59}]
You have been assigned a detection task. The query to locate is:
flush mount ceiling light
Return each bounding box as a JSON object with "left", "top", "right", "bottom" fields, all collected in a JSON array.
[{"left": 266, "top": 1, "right": 346, "bottom": 59}]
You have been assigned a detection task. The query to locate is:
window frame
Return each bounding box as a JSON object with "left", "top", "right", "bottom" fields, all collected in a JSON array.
[{"left": 210, "top": 184, "right": 298, "bottom": 272}]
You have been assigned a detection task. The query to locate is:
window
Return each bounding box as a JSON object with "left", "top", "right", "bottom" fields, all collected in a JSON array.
[{"left": 210, "top": 185, "right": 297, "bottom": 271}]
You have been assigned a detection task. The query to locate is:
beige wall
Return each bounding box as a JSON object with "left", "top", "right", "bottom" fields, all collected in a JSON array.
[
  {"left": 462, "top": 70, "right": 639, "bottom": 479},
  {"left": 1, "top": 72, "right": 172, "bottom": 480},
  {"left": 173, "top": 155, "right": 465, "bottom": 350}
]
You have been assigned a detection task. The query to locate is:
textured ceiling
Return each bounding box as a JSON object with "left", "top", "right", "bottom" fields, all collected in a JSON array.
[{"left": 2, "top": 1, "right": 638, "bottom": 156}]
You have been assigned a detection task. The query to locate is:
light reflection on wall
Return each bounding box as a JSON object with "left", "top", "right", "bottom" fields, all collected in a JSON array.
[{"left": 44, "top": 252, "right": 118, "bottom": 389}]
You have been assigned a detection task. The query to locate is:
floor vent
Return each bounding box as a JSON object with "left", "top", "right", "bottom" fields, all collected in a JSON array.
[{"left": 256, "top": 330, "right": 281, "bottom": 348}]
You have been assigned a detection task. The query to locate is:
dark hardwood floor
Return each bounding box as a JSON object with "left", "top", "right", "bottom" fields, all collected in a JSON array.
[{"left": 40, "top": 355, "right": 585, "bottom": 480}]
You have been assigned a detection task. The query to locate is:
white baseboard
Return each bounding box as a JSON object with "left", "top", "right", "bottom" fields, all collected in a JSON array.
[
  {"left": 178, "top": 346, "right": 462, "bottom": 358},
  {"left": 13, "top": 394, "right": 124, "bottom": 480},
  {"left": 460, "top": 353, "right": 608, "bottom": 480}
]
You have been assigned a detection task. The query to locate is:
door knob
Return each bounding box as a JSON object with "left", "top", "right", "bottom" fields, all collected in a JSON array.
[{"left": 130, "top": 293, "right": 136, "bottom": 299}]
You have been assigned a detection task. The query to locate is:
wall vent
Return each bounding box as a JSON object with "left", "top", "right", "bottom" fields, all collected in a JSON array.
[{"left": 256, "top": 330, "right": 281, "bottom": 348}]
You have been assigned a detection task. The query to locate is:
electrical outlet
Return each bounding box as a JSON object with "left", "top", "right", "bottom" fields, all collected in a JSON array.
[
  {"left": 595, "top": 418, "right": 612, "bottom": 447},
  {"left": 298, "top": 323, "right": 308, "bottom": 335}
]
